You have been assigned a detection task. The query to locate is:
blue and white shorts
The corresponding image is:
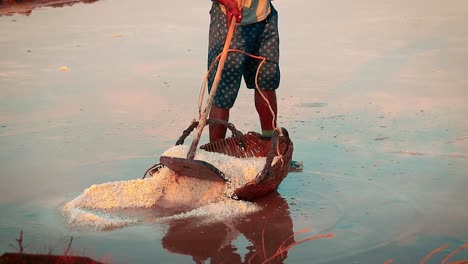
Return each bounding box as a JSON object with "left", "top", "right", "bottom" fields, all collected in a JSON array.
[{"left": 208, "top": 3, "right": 280, "bottom": 109}]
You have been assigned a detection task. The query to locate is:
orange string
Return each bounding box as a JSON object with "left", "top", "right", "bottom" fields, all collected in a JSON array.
[
  {"left": 261, "top": 233, "right": 334, "bottom": 264},
  {"left": 441, "top": 243, "right": 468, "bottom": 264},
  {"left": 420, "top": 244, "right": 449, "bottom": 264}
]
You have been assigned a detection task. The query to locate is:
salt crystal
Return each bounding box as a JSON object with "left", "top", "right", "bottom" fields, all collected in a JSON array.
[
  {"left": 63, "top": 206, "right": 140, "bottom": 230},
  {"left": 158, "top": 199, "right": 260, "bottom": 223},
  {"left": 62, "top": 159, "right": 260, "bottom": 230},
  {"left": 162, "top": 145, "right": 266, "bottom": 197}
]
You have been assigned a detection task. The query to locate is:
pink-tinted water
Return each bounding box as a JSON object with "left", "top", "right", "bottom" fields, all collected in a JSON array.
[{"left": 0, "top": 0, "right": 467, "bottom": 263}]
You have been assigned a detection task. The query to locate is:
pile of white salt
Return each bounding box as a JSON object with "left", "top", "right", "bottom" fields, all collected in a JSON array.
[
  {"left": 62, "top": 146, "right": 266, "bottom": 230},
  {"left": 162, "top": 145, "right": 267, "bottom": 197}
]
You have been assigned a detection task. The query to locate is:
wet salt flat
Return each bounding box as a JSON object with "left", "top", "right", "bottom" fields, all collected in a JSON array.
[{"left": 1, "top": 0, "right": 467, "bottom": 263}]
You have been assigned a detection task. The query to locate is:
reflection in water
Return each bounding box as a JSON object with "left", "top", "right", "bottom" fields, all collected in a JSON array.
[
  {"left": 0, "top": 0, "right": 99, "bottom": 16},
  {"left": 161, "top": 192, "right": 294, "bottom": 264},
  {"left": 0, "top": 0, "right": 467, "bottom": 262}
]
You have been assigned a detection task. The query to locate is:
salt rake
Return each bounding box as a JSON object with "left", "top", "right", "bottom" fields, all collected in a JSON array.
[
  {"left": 160, "top": 119, "right": 272, "bottom": 183},
  {"left": 157, "top": 119, "right": 294, "bottom": 201},
  {"left": 159, "top": 17, "right": 238, "bottom": 183}
]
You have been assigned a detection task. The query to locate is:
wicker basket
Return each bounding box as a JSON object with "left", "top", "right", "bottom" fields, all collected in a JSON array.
[{"left": 168, "top": 119, "right": 294, "bottom": 201}]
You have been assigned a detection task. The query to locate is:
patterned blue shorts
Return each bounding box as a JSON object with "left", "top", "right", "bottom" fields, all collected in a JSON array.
[{"left": 208, "top": 3, "right": 280, "bottom": 109}]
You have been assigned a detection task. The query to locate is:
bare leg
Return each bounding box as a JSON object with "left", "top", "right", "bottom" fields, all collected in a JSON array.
[
  {"left": 255, "top": 90, "right": 277, "bottom": 134},
  {"left": 209, "top": 105, "right": 230, "bottom": 142}
]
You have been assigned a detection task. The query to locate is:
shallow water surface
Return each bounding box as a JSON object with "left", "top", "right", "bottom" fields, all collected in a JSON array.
[{"left": 1, "top": 0, "right": 467, "bottom": 263}]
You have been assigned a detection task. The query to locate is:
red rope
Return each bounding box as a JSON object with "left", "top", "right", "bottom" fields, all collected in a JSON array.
[{"left": 199, "top": 49, "right": 276, "bottom": 131}]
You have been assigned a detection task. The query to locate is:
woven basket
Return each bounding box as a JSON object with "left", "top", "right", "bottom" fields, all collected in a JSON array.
[{"left": 171, "top": 119, "right": 294, "bottom": 201}]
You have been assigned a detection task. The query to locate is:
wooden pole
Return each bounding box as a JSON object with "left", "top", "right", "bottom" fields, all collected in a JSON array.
[{"left": 187, "top": 17, "right": 237, "bottom": 160}]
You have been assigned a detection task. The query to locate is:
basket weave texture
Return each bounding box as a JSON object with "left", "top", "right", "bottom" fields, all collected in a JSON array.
[{"left": 175, "top": 119, "right": 293, "bottom": 201}]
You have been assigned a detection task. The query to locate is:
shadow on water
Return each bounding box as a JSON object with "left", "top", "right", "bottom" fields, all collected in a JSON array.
[{"left": 160, "top": 192, "right": 296, "bottom": 264}]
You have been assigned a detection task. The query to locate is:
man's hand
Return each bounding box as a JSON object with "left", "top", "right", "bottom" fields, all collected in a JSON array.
[{"left": 215, "top": 0, "right": 242, "bottom": 27}]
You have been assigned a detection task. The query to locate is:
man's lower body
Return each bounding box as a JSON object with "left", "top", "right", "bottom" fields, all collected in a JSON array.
[{"left": 207, "top": 3, "right": 280, "bottom": 142}]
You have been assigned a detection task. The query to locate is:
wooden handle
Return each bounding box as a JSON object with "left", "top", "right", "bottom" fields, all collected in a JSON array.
[{"left": 187, "top": 17, "right": 237, "bottom": 160}]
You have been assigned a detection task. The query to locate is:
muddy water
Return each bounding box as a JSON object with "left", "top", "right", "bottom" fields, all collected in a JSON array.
[{"left": 1, "top": 0, "right": 467, "bottom": 263}]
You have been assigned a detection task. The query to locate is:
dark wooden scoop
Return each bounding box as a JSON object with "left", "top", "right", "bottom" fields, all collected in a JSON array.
[{"left": 160, "top": 156, "right": 227, "bottom": 183}]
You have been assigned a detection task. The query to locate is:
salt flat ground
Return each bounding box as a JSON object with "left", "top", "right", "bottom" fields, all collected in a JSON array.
[{"left": 0, "top": 0, "right": 467, "bottom": 263}]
